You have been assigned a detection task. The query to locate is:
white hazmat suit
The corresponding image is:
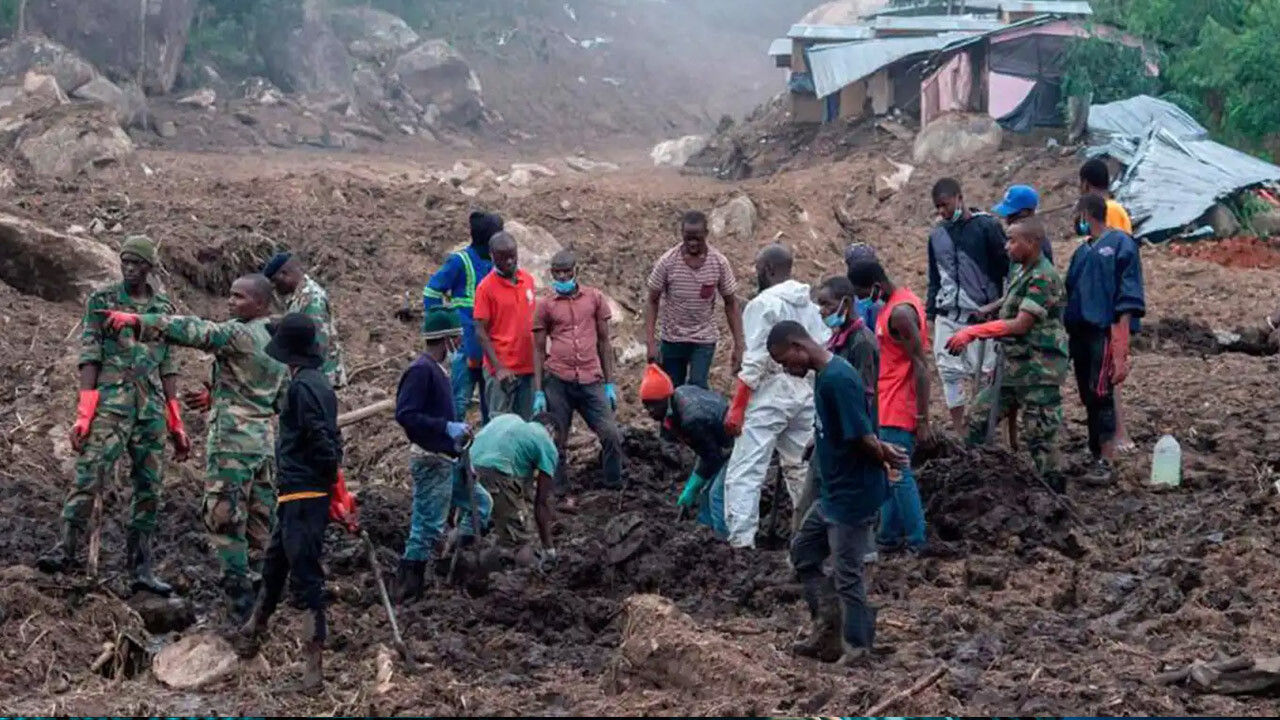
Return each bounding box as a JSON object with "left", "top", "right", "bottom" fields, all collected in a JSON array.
[{"left": 723, "top": 279, "right": 830, "bottom": 548}]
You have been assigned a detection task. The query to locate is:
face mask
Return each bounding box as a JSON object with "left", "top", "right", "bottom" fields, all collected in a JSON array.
[
  {"left": 552, "top": 279, "right": 577, "bottom": 295},
  {"left": 823, "top": 298, "right": 848, "bottom": 328},
  {"left": 1076, "top": 219, "right": 1090, "bottom": 236},
  {"left": 443, "top": 350, "right": 457, "bottom": 368},
  {"left": 950, "top": 206, "right": 963, "bottom": 223}
]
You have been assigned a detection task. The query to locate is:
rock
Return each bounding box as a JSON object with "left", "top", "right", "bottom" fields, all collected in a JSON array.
[
  {"left": 156, "top": 119, "right": 177, "bottom": 138},
  {"left": 290, "top": 115, "right": 330, "bottom": 147},
  {"left": 392, "top": 40, "right": 484, "bottom": 127},
  {"left": 238, "top": 77, "right": 285, "bottom": 106},
  {"left": 130, "top": 595, "right": 195, "bottom": 635},
  {"left": 1205, "top": 202, "right": 1242, "bottom": 238},
  {"left": 564, "top": 156, "right": 620, "bottom": 174},
  {"left": 117, "top": 80, "right": 149, "bottom": 129},
  {"left": 351, "top": 67, "right": 386, "bottom": 109},
  {"left": 913, "top": 112, "right": 1003, "bottom": 165},
  {"left": 0, "top": 164, "right": 13, "bottom": 194},
  {"left": 175, "top": 88, "right": 216, "bottom": 109},
  {"left": 260, "top": 16, "right": 355, "bottom": 101},
  {"left": 437, "top": 159, "right": 490, "bottom": 187},
  {"left": 511, "top": 163, "right": 557, "bottom": 179},
  {"left": 177, "top": 62, "right": 226, "bottom": 95},
  {"left": 0, "top": 211, "right": 123, "bottom": 303},
  {"left": 876, "top": 118, "right": 915, "bottom": 142},
  {"left": 503, "top": 221, "right": 563, "bottom": 289},
  {"left": 1250, "top": 209, "right": 1280, "bottom": 237},
  {"left": 23, "top": 71, "right": 68, "bottom": 105},
  {"left": 502, "top": 168, "right": 535, "bottom": 188},
  {"left": 16, "top": 103, "right": 133, "bottom": 179},
  {"left": 152, "top": 633, "right": 238, "bottom": 690},
  {"left": 71, "top": 77, "right": 131, "bottom": 126},
  {"left": 27, "top": 0, "right": 200, "bottom": 94},
  {"left": 650, "top": 135, "right": 708, "bottom": 168},
  {"left": 710, "top": 194, "right": 757, "bottom": 240},
  {"left": 964, "top": 555, "right": 1009, "bottom": 590},
  {"left": 342, "top": 122, "right": 385, "bottom": 142},
  {"left": 874, "top": 160, "right": 915, "bottom": 201},
  {"left": 328, "top": 7, "right": 421, "bottom": 61},
  {"left": 0, "top": 34, "right": 98, "bottom": 94},
  {"left": 303, "top": 91, "right": 352, "bottom": 116}
]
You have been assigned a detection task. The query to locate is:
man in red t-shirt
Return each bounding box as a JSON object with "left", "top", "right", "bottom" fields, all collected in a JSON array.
[
  {"left": 848, "top": 259, "right": 933, "bottom": 555},
  {"left": 474, "top": 232, "right": 537, "bottom": 419}
]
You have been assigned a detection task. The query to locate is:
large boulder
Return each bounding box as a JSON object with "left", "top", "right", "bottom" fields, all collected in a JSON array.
[
  {"left": 0, "top": 34, "right": 98, "bottom": 94},
  {"left": 259, "top": 17, "right": 356, "bottom": 102},
  {"left": 15, "top": 103, "right": 134, "bottom": 179},
  {"left": 913, "top": 112, "right": 1003, "bottom": 165},
  {"left": 71, "top": 77, "right": 132, "bottom": 127},
  {"left": 26, "top": 0, "right": 199, "bottom": 94},
  {"left": 651, "top": 135, "right": 708, "bottom": 168},
  {"left": 503, "top": 221, "right": 563, "bottom": 289},
  {"left": 710, "top": 194, "right": 758, "bottom": 240},
  {"left": 328, "top": 7, "right": 421, "bottom": 61},
  {"left": 391, "top": 40, "right": 484, "bottom": 127},
  {"left": 0, "top": 212, "right": 122, "bottom": 303}
]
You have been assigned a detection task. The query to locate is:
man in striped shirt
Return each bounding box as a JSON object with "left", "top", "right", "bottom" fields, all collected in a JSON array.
[{"left": 643, "top": 211, "right": 744, "bottom": 389}]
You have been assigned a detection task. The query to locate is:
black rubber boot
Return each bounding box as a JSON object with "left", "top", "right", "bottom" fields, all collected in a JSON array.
[
  {"left": 791, "top": 577, "right": 842, "bottom": 662},
  {"left": 36, "top": 522, "right": 82, "bottom": 574},
  {"left": 234, "top": 594, "right": 270, "bottom": 659},
  {"left": 395, "top": 558, "right": 427, "bottom": 603},
  {"left": 127, "top": 530, "right": 173, "bottom": 596},
  {"left": 223, "top": 576, "right": 256, "bottom": 624},
  {"left": 300, "top": 612, "right": 324, "bottom": 692}
]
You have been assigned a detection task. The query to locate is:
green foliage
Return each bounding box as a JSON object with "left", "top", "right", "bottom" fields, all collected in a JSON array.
[
  {"left": 1060, "top": 35, "right": 1159, "bottom": 105},
  {"left": 186, "top": 0, "right": 303, "bottom": 79},
  {"left": 0, "top": 0, "right": 21, "bottom": 37}
]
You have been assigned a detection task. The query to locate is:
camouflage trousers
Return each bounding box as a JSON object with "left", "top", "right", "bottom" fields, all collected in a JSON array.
[
  {"left": 204, "top": 452, "right": 276, "bottom": 582},
  {"left": 477, "top": 468, "right": 533, "bottom": 547},
  {"left": 966, "top": 383, "right": 1063, "bottom": 477},
  {"left": 63, "top": 407, "right": 165, "bottom": 534}
]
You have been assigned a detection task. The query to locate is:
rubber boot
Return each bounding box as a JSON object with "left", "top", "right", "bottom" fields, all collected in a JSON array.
[
  {"left": 223, "top": 576, "right": 256, "bottom": 624},
  {"left": 395, "top": 558, "right": 426, "bottom": 604},
  {"left": 234, "top": 595, "right": 270, "bottom": 659},
  {"left": 127, "top": 530, "right": 172, "bottom": 596},
  {"left": 300, "top": 613, "right": 324, "bottom": 692},
  {"left": 791, "top": 578, "right": 842, "bottom": 662},
  {"left": 36, "top": 522, "right": 81, "bottom": 574}
]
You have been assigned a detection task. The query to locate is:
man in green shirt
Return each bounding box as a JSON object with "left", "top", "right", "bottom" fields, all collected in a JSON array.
[
  {"left": 945, "top": 219, "right": 1069, "bottom": 490},
  {"left": 468, "top": 412, "right": 562, "bottom": 567}
]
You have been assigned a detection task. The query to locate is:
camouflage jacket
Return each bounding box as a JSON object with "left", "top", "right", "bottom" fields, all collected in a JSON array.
[
  {"left": 284, "top": 275, "right": 347, "bottom": 388},
  {"left": 139, "top": 314, "right": 287, "bottom": 456},
  {"left": 81, "top": 283, "right": 177, "bottom": 418},
  {"left": 999, "top": 255, "right": 1069, "bottom": 388}
]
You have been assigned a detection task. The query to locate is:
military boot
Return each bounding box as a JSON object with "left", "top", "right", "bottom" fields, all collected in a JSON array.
[
  {"left": 222, "top": 575, "right": 256, "bottom": 624},
  {"left": 127, "top": 530, "right": 172, "bottom": 596},
  {"left": 234, "top": 594, "right": 270, "bottom": 659},
  {"left": 36, "top": 522, "right": 82, "bottom": 574},
  {"left": 791, "top": 578, "right": 842, "bottom": 663},
  {"left": 395, "top": 558, "right": 427, "bottom": 604},
  {"left": 300, "top": 612, "right": 324, "bottom": 692}
]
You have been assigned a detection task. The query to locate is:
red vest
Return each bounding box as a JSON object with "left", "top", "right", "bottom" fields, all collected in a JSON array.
[{"left": 876, "top": 287, "right": 928, "bottom": 431}]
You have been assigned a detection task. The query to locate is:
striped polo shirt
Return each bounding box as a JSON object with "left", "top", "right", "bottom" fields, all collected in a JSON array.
[{"left": 646, "top": 244, "right": 738, "bottom": 345}]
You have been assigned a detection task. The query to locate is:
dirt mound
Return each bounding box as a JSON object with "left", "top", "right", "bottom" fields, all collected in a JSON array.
[{"left": 1170, "top": 236, "right": 1280, "bottom": 270}]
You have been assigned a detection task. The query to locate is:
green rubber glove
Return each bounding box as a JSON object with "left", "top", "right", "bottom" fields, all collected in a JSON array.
[{"left": 676, "top": 471, "right": 709, "bottom": 508}]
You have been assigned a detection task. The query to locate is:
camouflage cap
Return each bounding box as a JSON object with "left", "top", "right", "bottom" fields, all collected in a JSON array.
[{"left": 120, "top": 235, "right": 158, "bottom": 266}]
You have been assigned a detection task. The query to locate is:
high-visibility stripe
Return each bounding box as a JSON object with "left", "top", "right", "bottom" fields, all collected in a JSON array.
[
  {"left": 278, "top": 490, "right": 328, "bottom": 504},
  {"left": 456, "top": 250, "right": 478, "bottom": 298},
  {"left": 423, "top": 286, "right": 445, "bottom": 299}
]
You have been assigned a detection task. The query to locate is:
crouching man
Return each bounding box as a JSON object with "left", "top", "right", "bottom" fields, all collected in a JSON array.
[
  {"left": 468, "top": 412, "right": 563, "bottom": 569},
  {"left": 767, "top": 320, "right": 906, "bottom": 665}
]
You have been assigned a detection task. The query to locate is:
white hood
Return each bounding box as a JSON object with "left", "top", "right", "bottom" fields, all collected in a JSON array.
[{"left": 739, "top": 279, "right": 831, "bottom": 389}]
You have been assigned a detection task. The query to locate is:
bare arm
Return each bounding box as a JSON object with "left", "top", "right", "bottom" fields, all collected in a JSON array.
[
  {"left": 474, "top": 318, "right": 506, "bottom": 376},
  {"left": 533, "top": 471, "right": 555, "bottom": 549},
  {"left": 724, "top": 294, "right": 745, "bottom": 373},
  {"left": 596, "top": 311, "right": 614, "bottom": 383},
  {"left": 532, "top": 328, "right": 548, "bottom": 392},
  {"left": 890, "top": 305, "right": 931, "bottom": 430},
  {"left": 644, "top": 287, "right": 662, "bottom": 360}
]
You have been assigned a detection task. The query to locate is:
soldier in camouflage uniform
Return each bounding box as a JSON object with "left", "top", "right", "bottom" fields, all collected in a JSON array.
[
  {"left": 101, "top": 274, "right": 287, "bottom": 618},
  {"left": 37, "top": 236, "right": 191, "bottom": 596},
  {"left": 263, "top": 252, "right": 348, "bottom": 389},
  {"left": 945, "top": 219, "right": 1069, "bottom": 491}
]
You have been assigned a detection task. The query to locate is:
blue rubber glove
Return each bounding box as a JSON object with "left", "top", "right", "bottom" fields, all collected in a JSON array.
[
  {"left": 604, "top": 382, "right": 617, "bottom": 410},
  {"left": 533, "top": 391, "right": 547, "bottom": 414},
  {"left": 446, "top": 422, "right": 470, "bottom": 441}
]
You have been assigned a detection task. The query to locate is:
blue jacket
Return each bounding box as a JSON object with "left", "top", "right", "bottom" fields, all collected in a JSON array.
[
  {"left": 1065, "top": 229, "right": 1145, "bottom": 331},
  {"left": 423, "top": 245, "right": 493, "bottom": 361},
  {"left": 395, "top": 354, "right": 457, "bottom": 456}
]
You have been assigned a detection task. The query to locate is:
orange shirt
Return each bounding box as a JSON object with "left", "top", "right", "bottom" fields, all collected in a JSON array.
[
  {"left": 876, "top": 287, "right": 928, "bottom": 432},
  {"left": 1105, "top": 199, "right": 1133, "bottom": 234},
  {"left": 474, "top": 269, "right": 537, "bottom": 375}
]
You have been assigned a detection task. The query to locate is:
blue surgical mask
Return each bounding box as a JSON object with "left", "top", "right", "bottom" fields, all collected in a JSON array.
[
  {"left": 1076, "top": 219, "right": 1090, "bottom": 236},
  {"left": 823, "top": 313, "right": 844, "bottom": 329},
  {"left": 951, "top": 206, "right": 963, "bottom": 223},
  {"left": 552, "top": 279, "right": 577, "bottom": 295}
]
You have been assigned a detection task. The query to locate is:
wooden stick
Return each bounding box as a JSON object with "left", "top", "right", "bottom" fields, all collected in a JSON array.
[
  {"left": 89, "top": 641, "right": 114, "bottom": 673},
  {"left": 337, "top": 398, "right": 396, "bottom": 428},
  {"left": 863, "top": 664, "right": 948, "bottom": 716},
  {"left": 1154, "top": 656, "right": 1252, "bottom": 685}
]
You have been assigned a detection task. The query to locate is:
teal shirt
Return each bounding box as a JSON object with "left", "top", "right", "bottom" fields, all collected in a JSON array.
[{"left": 469, "top": 413, "right": 559, "bottom": 478}]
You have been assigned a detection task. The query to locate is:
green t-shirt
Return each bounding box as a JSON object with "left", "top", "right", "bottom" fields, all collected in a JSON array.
[
  {"left": 469, "top": 413, "right": 559, "bottom": 478},
  {"left": 1000, "top": 255, "right": 1069, "bottom": 387}
]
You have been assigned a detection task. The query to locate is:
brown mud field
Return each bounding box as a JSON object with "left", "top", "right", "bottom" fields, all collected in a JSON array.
[{"left": 3, "top": 142, "right": 1280, "bottom": 715}]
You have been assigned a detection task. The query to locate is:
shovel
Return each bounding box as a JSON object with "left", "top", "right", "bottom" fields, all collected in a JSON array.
[{"left": 358, "top": 528, "right": 415, "bottom": 668}]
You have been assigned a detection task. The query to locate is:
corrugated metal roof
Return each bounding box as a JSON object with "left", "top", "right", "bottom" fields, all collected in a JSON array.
[
  {"left": 1092, "top": 125, "right": 1280, "bottom": 238},
  {"left": 925, "top": 14, "right": 1060, "bottom": 65},
  {"left": 787, "top": 23, "right": 876, "bottom": 41},
  {"left": 768, "top": 38, "right": 792, "bottom": 57},
  {"left": 869, "top": 15, "right": 1007, "bottom": 32},
  {"left": 963, "top": 0, "right": 1094, "bottom": 13},
  {"left": 1087, "top": 95, "right": 1207, "bottom": 140},
  {"left": 808, "top": 33, "right": 971, "bottom": 98}
]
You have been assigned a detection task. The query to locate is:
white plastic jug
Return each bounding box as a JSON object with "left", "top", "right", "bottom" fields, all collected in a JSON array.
[{"left": 1150, "top": 434, "right": 1181, "bottom": 487}]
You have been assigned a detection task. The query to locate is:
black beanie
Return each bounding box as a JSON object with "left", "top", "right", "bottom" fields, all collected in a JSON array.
[{"left": 469, "top": 211, "right": 504, "bottom": 245}]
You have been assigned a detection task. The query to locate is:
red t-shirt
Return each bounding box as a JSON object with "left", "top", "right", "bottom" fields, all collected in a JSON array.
[
  {"left": 876, "top": 287, "right": 928, "bottom": 432},
  {"left": 474, "top": 269, "right": 537, "bottom": 375}
]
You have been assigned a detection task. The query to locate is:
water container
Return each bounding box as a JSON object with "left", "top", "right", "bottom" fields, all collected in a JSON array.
[{"left": 1150, "top": 435, "right": 1182, "bottom": 487}]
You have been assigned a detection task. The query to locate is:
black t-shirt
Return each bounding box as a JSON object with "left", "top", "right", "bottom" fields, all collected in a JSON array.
[{"left": 813, "top": 355, "right": 888, "bottom": 525}]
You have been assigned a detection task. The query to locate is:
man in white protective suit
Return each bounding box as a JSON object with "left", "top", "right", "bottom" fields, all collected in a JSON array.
[{"left": 721, "top": 244, "right": 830, "bottom": 549}]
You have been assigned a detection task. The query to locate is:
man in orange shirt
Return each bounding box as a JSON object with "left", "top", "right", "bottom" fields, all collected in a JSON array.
[
  {"left": 1080, "top": 159, "right": 1136, "bottom": 452},
  {"left": 474, "top": 232, "right": 537, "bottom": 419}
]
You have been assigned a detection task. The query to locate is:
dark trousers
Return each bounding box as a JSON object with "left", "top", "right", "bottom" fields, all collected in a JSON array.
[
  {"left": 1068, "top": 325, "right": 1116, "bottom": 458},
  {"left": 544, "top": 375, "right": 623, "bottom": 489},
  {"left": 660, "top": 340, "right": 715, "bottom": 389},
  {"left": 259, "top": 496, "right": 328, "bottom": 642},
  {"left": 790, "top": 504, "right": 876, "bottom": 649}
]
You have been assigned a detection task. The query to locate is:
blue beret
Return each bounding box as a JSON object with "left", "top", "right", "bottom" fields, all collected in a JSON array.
[{"left": 262, "top": 252, "right": 293, "bottom": 278}]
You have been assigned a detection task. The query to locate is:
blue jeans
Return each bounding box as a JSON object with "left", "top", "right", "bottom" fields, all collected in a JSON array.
[
  {"left": 403, "top": 454, "right": 493, "bottom": 563},
  {"left": 450, "top": 352, "right": 489, "bottom": 423},
  {"left": 877, "top": 427, "right": 926, "bottom": 549},
  {"left": 660, "top": 340, "right": 715, "bottom": 389},
  {"left": 695, "top": 465, "right": 728, "bottom": 540}
]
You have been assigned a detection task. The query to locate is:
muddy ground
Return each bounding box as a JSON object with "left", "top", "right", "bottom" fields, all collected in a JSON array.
[{"left": 3, "top": 137, "right": 1280, "bottom": 715}]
